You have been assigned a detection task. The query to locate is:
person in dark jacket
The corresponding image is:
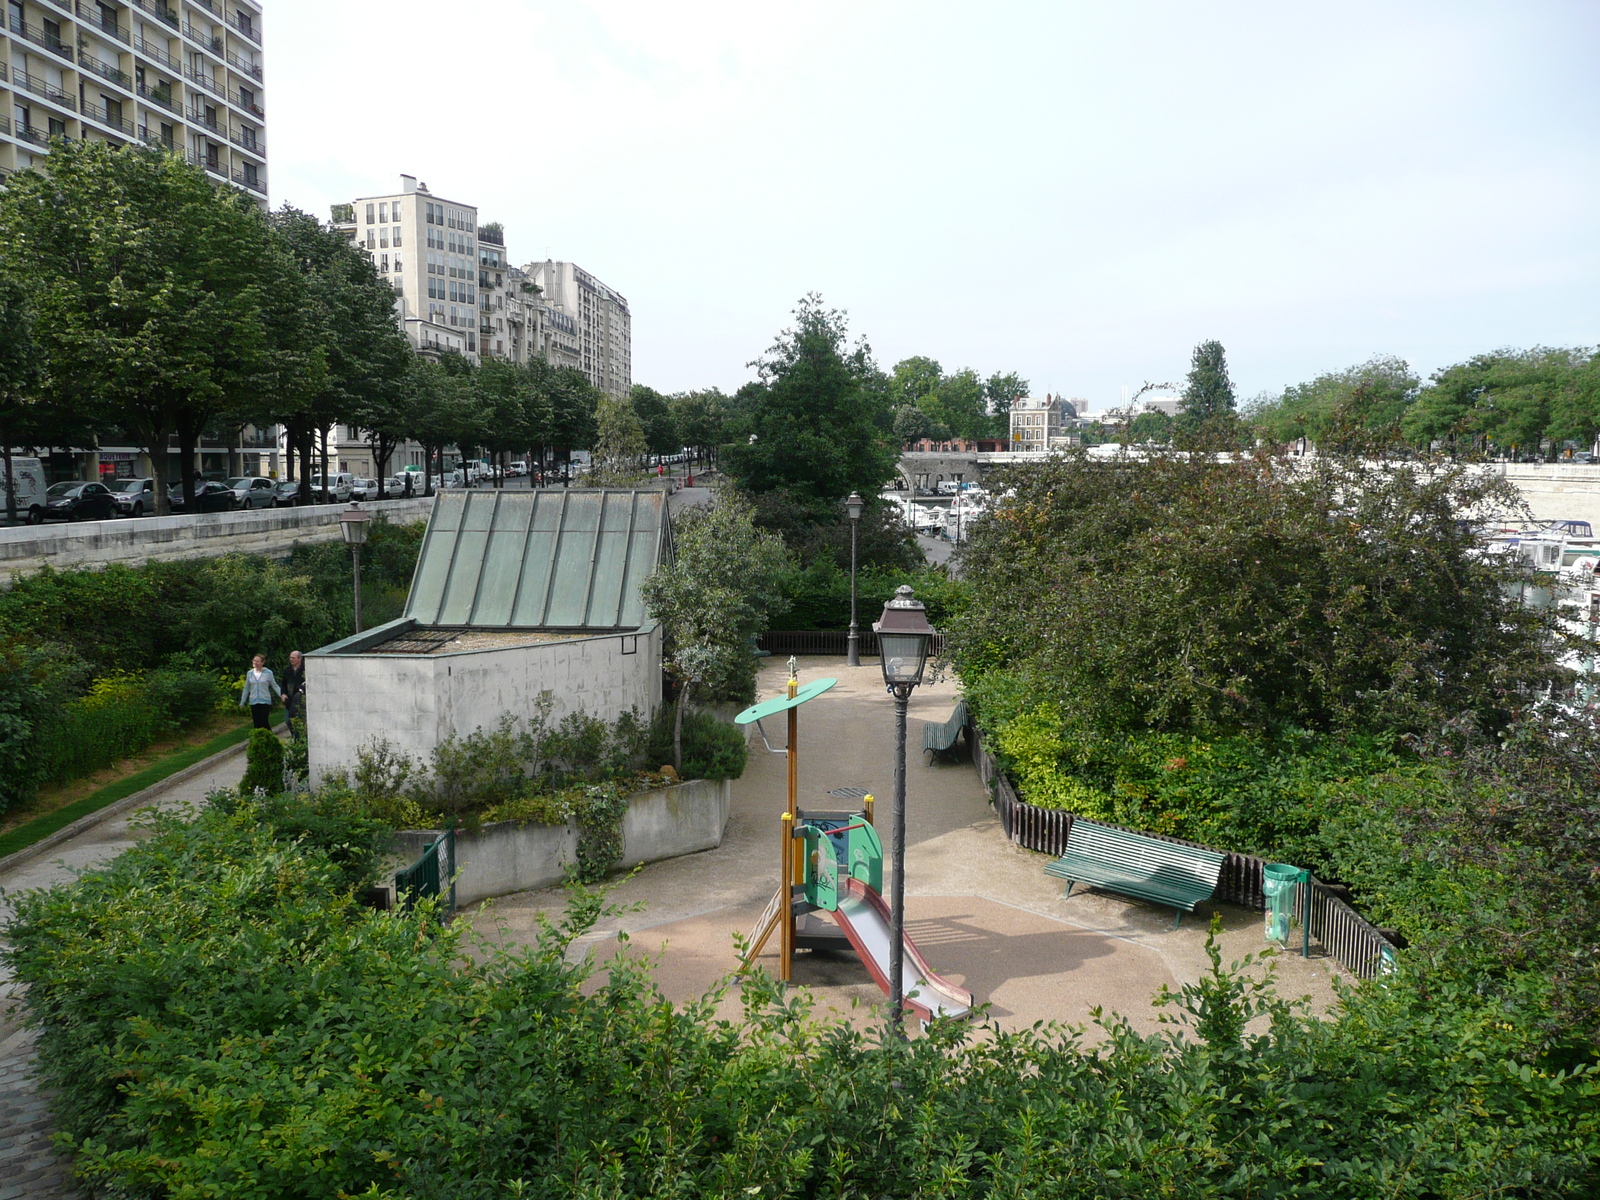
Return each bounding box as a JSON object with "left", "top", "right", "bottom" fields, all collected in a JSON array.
[
  {"left": 282, "top": 649, "right": 305, "bottom": 736},
  {"left": 239, "top": 654, "right": 281, "bottom": 730}
]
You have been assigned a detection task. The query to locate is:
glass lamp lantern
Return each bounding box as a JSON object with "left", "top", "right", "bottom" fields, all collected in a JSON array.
[
  {"left": 846, "top": 491, "right": 863, "bottom": 522},
  {"left": 873, "top": 585, "right": 934, "bottom": 688},
  {"left": 339, "top": 501, "right": 371, "bottom": 545}
]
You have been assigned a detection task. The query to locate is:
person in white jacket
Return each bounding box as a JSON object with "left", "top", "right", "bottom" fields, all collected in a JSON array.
[{"left": 239, "top": 655, "right": 282, "bottom": 730}]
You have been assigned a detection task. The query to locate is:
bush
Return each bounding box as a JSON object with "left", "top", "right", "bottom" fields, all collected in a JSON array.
[
  {"left": 647, "top": 704, "right": 749, "bottom": 781},
  {"left": 771, "top": 559, "right": 970, "bottom": 631},
  {"left": 239, "top": 728, "right": 285, "bottom": 794}
]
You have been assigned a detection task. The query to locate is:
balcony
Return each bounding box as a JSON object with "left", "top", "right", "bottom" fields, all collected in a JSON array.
[
  {"left": 129, "top": 0, "right": 181, "bottom": 28},
  {"left": 137, "top": 81, "right": 179, "bottom": 112},
  {"left": 8, "top": 15, "right": 73, "bottom": 60},
  {"left": 185, "top": 107, "right": 222, "bottom": 133},
  {"left": 227, "top": 10, "right": 261, "bottom": 43},
  {"left": 137, "top": 125, "right": 176, "bottom": 150},
  {"left": 191, "top": 0, "right": 221, "bottom": 14},
  {"left": 79, "top": 52, "right": 133, "bottom": 90},
  {"left": 182, "top": 23, "right": 224, "bottom": 55},
  {"left": 81, "top": 98, "right": 135, "bottom": 136},
  {"left": 75, "top": 3, "right": 129, "bottom": 43},
  {"left": 14, "top": 71, "right": 77, "bottom": 110},
  {"left": 231, "top": 167, "right": 265, "bottom": 194},
  {"left": 14, "top": 125, "right": 52, "bottom": 147},
  {"left": 228, "top": 126, "right": 263, "bottom": 154},
  {"left": 229, "top": 91, "right": 263, "bottom": 117},
  {"left": 225, "top": 47, "right": 262, "bottom": 80},
  {"left": 184, "top": 63, "right": 223, "bottom": 95},
  {"left": 186, "top": 148, "right": 226, "bottom": 178}
]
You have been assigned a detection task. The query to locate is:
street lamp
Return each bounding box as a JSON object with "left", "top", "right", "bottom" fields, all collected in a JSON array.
[
  {"left": 846, "top": 491, "right": 863, "bottom": 667},
  {"left": 872, "top": 584, "right": 935, "bottom": 1029},
  {"left": 339, "top": 501, "right": 372, "bottom": 633}
]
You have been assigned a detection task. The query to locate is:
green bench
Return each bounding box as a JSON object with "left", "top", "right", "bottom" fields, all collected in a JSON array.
[
  {"left": 1045, "top": 820, "right": 1225, "bottom": 928},
  {"left": 922, "top": 701, "right": 968, "bottom": 762}
]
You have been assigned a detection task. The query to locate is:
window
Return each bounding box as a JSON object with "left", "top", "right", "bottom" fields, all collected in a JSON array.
[
  {"left": 391, "top": 226, "right": 401, "bottom": 247},
  {"left": 380, "top": 253, "right": 389, "bottom": 272},
  {"left": 379, "top": 228, "right": 389, "bottom": 248},
  {"left": 366, "top": 230, "right": 376, "bottom": 249},
  {"left": 393, "top": 258, "right": 402, "bottom": 274},
  {"left": 450, "top": 305, "right": 458, "bottom": 326},
  {"left": 366, "top": 203, "right": 375, "bottom": 224},
  {"left": 379, "top": 201, "right": 388, "bottom": 222}
]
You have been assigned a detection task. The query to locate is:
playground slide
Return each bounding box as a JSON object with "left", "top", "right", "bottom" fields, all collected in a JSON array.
[{"left": 830, "top": 877, "right": 973, "bottom": 1022}]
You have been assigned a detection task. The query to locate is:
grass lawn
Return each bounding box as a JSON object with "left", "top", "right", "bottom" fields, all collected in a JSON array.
[{"left": 0, "top": 708, "right": 281, "bottom": 861}]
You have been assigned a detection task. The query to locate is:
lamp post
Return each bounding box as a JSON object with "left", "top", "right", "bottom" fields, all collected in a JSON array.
[
  {"left": 339, "top": 501, "right": 372, "bottom": 633},
  {"left": 873, "top": 584, "right": 935, "bottom": 1029},
  {"left": 846, "top": 491, "right": 863, "bottom": 667}
]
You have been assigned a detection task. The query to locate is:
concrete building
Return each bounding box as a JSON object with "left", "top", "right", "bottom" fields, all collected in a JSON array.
[
  {"left": 1, "top": 0, "right": 268, "bottom": 201},
  {"left": 526, "top": 260, "right": 631, "bottom": 399},
  {"left": 1009, "top": 395, "right": 1077, "bottom": 450}
]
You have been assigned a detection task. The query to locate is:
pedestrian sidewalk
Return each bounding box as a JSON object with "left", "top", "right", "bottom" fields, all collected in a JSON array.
[{"left": 0, "top": 747, "right": 251, "bottom": 1200}]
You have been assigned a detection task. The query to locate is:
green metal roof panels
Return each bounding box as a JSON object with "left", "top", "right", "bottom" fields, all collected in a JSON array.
[{"left": 405, "top": 489, "right": 672, "bottom": 629}]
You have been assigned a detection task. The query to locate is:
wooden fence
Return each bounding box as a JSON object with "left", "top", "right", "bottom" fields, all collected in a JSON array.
[{"left": 971, "top": 723, "right": 1394, "bottom": 979}]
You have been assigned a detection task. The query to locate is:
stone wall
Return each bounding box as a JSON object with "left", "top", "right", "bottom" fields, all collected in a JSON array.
[
  {"left": 391, "top": 777, "right": 732, "bottom": 905},
  {"left": 306, "top": 621, "right": 663, "bottom": 784},
  {"left": 0, "top": 496, "right": 434, "bottom": 585}
]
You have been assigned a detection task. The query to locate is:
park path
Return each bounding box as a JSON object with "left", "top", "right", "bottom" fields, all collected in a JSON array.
[{"left": 0, "top": 751, "right": 249, "bottom": 1200}]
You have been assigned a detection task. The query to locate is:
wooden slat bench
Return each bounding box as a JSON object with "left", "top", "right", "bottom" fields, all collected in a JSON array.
[
  {"left": 922, "top": 701, "right": 968, "bottom": 762},
  {"left": 1045, "top": 820, "right": 1225, "bottom": 928}
]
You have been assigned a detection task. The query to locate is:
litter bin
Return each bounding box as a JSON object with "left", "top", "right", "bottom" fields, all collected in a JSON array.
[{"left": 1262, "top": 863, "right": 1306, "bottom": 945}]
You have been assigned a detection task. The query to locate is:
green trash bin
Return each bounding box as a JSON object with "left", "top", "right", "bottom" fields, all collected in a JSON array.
[{"left": 1262, "top": 863, "right": 1306, "bottom": 945}]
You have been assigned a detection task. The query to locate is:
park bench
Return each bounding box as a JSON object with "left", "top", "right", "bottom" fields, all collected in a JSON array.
[
  {"left": 1045, "top": 820, "right": 1225, "bottom": 928},
  {"left": 922, "top": 701, "right": 968, "bottom": 762}
]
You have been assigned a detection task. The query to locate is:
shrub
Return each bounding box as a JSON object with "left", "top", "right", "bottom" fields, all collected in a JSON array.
[
  {"left": 239, "top": 728, "right": 285, "bottom": 794},
  {"left": 647, "top": 705, "right": 749, "bottom": 781}
]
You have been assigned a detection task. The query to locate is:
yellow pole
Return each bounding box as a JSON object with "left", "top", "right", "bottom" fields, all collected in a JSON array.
[
  {"left": 863, "top": 793, "right": 875, "bottom": 827},
  {"left": 780, "top": 811, "right": 794, "bottom": 981}
]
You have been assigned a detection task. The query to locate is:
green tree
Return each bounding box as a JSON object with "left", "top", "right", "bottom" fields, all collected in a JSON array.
[
  {"left": 0, "top": 142, "right": 275, "bottom": 513},
  {"left": 1250, "top": 355, "right": 1420, "bottom": 451},
  {"left": 593, "top": 394, "right": 646, "bottom": 483},
  {"left": 721, "top": 295, "right": 898, "bottom": 520},
  {"left": 641, "top": 494, "right": 789, "bottom": 767},
  {"left": 0, "top": 277, "right": 42, "bottom": 524},
  {"left": 1125, "top": 410, "right": 1174, "bottom": 444},
  {"left": 668, "top": 389, "right": 727, "bottom": 470},
  {"left": 1175, "top": 339, "right": 1244, "bottom": 446},
  {"left": 984, "top": 371, "right": 1029, "bottom": 437},
  {"left": 889, "top": 355, "right": 943, "bottom": 409},
  {"left": 892, "top": 404, "right": 936, "bottom": 447},
  {"left": 922, "top": 367, "right": 988, "bottom": 440},
  {"left": 629, "top": 384, "right": 679, "bottom": 463}
]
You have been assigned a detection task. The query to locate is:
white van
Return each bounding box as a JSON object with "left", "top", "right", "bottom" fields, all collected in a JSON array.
[{"left": 0, "top": 455, "right": 46, "bottom": 523}]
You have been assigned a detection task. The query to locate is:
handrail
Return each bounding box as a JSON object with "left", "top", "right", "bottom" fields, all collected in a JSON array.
[
  {"left": 132, "top": 33, "right": 179, "bottom": 70},
  {"left": 79, "top": 51, "right": 133, "bottom": 89},
  {"left": 75, "top": 2, "right": 129, "bottom": 43}
]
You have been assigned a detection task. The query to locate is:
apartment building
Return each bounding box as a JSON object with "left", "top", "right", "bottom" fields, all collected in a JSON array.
[
  {"left": 1, "top": 0, "right": 267, "bottom": 199},
  {"left": 1010, "top": 395, "right": 1076, "bottom": 450},
  {"left": 525, "top": 260, "right": 632, "bottom": 400}
]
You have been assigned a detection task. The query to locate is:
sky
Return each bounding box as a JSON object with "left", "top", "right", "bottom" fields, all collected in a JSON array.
[{"left": 265, "top": 0, "right": 1600, "bottom": 408}]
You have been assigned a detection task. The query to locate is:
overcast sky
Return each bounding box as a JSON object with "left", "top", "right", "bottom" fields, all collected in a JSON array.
[{"left": 265, "top": 1, "right": 1599, "bottom": 407}]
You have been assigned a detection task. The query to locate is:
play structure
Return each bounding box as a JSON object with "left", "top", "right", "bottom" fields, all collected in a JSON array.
[{"left": 735, "top": 663, "right": 973, "bottom": 1023}]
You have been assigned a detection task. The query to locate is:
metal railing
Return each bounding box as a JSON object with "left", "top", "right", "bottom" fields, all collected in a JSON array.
[
  {"left": 81, "top": 98, "right": 135, "bottom": 136},
  {"left": 395, "top": 826, "right": 456, "bottom": 916},
  {"left": 14, "top": 70, "right": 77, "bottom": 109},
  {"left": 186, "top": 148, "right": 225, "bottom": 176},
  {"left": 8, "top": 14, "right": 73, "bottom": 59},
  {"left": 182, "top": 22, "right": 224, "bottom": 54},
  {"left": 228, "top": 126, "right": 262, "bottom": 153},
  {"left": 186, "top": 106, "right": 222, "bottom": 132},
  {"left": 972, "top": 722, "right": 1397, "bottom": 978},
  {"left": 14, "top": 125, "right": 51, "bottom": 146},
  {"left": 185, "top": 62, "right": 224, "bottom": 95},
  {"left": 79, "top": 51, "right": 133, "bottom": 89},
  {"left": 225, "top": 47, "right": 262, "bottom": 80},
  {"left": 227, "top": 10, "right": 260, "bottom": 43},
  {"left": 133, "top": 33, "right": 179, "bottom": 70},
  {"left": 754, "top": 629, "right": 947, "bottom": 657},
  {"left": 137, "top": 81, "right": 179, "bottom": 112},
  {"left": 229, "top": 90, "right": 263, "bottom": 116},
  {"left": 76, "top": 3, "right": 128, "bottom": 43},
  {"left": 129, "top": 0, "right": 181, "bottom": 28},
  {"left": 231, "top": 166, "right": 264, "bottom": 193},
  {"left": 137, "top": 125, "right": 176, "bottom": 150}
]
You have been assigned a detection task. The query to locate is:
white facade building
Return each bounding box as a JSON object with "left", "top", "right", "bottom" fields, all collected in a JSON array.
[
  {"left": 1009, "top": 395, "right": 1077, "bottom": 450},
  {"left": 525, "top": 260, "right": 631, "bottom": 399},
  {"left": 1, "top": 0, "right": 267, "bottom": 199}
]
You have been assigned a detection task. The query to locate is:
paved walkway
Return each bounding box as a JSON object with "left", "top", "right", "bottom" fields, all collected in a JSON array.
[
  {"left": 0, "top": 751, "right": 250, "bottom": 1200},
  {"left": 473, "top": 657, "right": 1347, "bottom": 1034}
]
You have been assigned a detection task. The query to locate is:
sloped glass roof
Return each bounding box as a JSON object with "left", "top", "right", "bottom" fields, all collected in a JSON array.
[{"left": 405, "top": 489, "right": 671, "bottom": 629}]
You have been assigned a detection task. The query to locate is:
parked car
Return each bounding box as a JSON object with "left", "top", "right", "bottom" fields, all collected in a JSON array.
[
  {"left": 0, "top": 455, "right": 48, "bottom": 523},
  {"left": 349, "top": 477, "right": 380, "bottom": 501},
  {"left": 168, "top": 480, "right": 236, "bottom": 513},
  {"left": 508, "top": 461, "right": 528, "bottom": 477},
  {"left": 40, "top": 480, "right": 118, "bottom": 522},
  {"left": 274, "top": 479, "right": 304, "bottom": 506},
  {"left": 310, "top": 473, "right": 355, "bottom": 503},
  {"left": 108, "top": 477, "right": 156, "bottom": 517},
  {"left": 224, "top": 476, "right": 278, "bottom": 509}
]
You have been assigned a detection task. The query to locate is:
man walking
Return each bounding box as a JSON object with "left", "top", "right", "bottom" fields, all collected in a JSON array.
[
  {"left": 282, "top": 649, "right": 305, "bottom": 736},
  {"left": 239, "top": 654, "right": 281, "bottom": 730}
]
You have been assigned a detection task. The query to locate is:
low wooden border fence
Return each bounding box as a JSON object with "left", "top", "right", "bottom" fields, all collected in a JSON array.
[{"left": 971, "top": 723, "right": 1394, "bottom": 979}]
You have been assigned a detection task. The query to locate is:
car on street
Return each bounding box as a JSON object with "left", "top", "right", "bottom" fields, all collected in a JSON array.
[
  {"left": 224, "top": 476, "right": 278, "bottom": 509},
  {"left": 274, "top": 479, "right": 304, "bottom": 506},
  {"left": 310, "top": 473, "right": 355, "bottom": 503},
  {"left": 109, "top": 477, "right": 157, "bottom": 517},
  {"left": 508, "top": 461, "right": 528, "bottom": 477},
  {"left": 350, "top": 477, "right": 380, "bottom": 500},
  {"left": 40, "top": 480, "right": 119, "bottom": 521},
  {"left": 168, "top": 480, "right": 236, "bottom": 513}
]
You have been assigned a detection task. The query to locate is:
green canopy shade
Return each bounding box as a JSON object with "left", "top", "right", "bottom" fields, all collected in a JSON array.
[{"left": 405, "top": 489, "right": 672, "bottom": 629}]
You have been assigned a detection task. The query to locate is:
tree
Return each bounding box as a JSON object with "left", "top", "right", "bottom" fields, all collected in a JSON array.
[
  {"left": 0, "top": 142, "right": 276, "bottom": 514},
  {"left": 892, "top": 404, "right": 936, "bottom": 447},
  {"left": 593, "top": 394, "right": 646, "bottom": 483},
  {"left": 921, "top": 368, "right": 988, "bottom": 441},
  {"left": 1249, "top": 356, "right": 1420, "bottom": 452},
  {"left": 668, "top": 389, "right": 728, "bottom": 470},
  {"left": 1175, "top": 339, "right": 1243, "bottom": 446},
  {"left": 1125, "top": 410, "right": 1174, "bottom": 444},
  {"left": 889, "top": 356, "right": 943, "bottom": 410},
  {"left": 641, "top": 495, "right": 789, "bottom": 768},
  {"left": 545, "top": 365, "right": 600, "bottom": 478},
  {"left": 0, "top": 277, "right": 42, "bottom": 524},
  {"left": 630, "top": 384, "right": 679, "bottom": 464},
  {"left": 721, "top": 295, "right": 898, "bottom": 520},
  {"left": 984, "top": 372, "right": 1029, "bottom": 437}
]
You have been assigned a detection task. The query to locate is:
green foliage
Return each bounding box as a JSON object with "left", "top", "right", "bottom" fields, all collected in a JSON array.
[
  {"left": 645, "top": 705, "right": 749, "bottom": 781},
  {"left": 1249, "top": 354, "right": 1421, "bottom": 450},
  {"left": 1175, "top": 339, "right": 1251, "bottom": 447},
  {"left": 240, "top": 728, "right": 286, "bottom": 794},
  {"left": 770, "top": 559, "right": 970, "bottom": 631},
  {"left": 950, "top": 450, "right": 1561, "bottom": 740},
  {"left": 0, "top": 638, "right": 85, "bottom": 813},
  {"left": 592, "top": 392, "right": 648, "bottom": 482},
  {"left": 5, "top": 803, "right": 1596, "bottom": 1198}
]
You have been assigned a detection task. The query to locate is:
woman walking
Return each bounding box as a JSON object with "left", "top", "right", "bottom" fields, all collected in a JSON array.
[{"left": 240, "top": 654, "right": 281, "bottom": 730}]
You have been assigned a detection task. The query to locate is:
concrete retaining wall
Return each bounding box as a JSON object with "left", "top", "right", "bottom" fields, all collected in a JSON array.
[
  {"left": 306, "top": 622, "right": 663, "bottom": 785},
  {"left": 393, "top": 777, "right": 732, "bottom": 905},
  {"left": 0, "top": 496, "right": 434, "bottom": 584}
]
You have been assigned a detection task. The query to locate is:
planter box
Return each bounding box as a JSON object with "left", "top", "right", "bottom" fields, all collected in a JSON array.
[{"left": 393, "top": 777, "right": 733, "bottom": 906}]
